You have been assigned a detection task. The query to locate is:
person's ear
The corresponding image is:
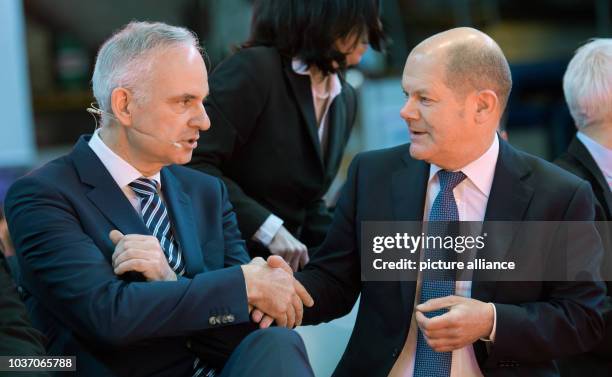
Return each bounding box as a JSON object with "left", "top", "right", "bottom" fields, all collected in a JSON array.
[
  {"left": 474, "top": 89, "right": 498, "bottom": 124},
  {"left": 110, "top": 87, "right": 133, "bottom": 126}
]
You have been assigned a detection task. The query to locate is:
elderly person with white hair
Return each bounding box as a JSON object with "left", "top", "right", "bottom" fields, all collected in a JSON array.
[{"left": 555, "top": 38, "right": 612, "bottom": 377}]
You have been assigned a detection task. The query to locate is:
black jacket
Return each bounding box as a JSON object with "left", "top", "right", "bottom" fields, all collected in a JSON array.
[
  {"left": 297, "top": 139, "right": 606, "bottom": 377},
  {"left": 189, "top": 46, "right": 357, "bottom": 254},
  {"left": 0, "top": 253, "right": 47, "bottom": 358},
  {"left": 555, "top": 135, "right": 612, "bottom": 375}
]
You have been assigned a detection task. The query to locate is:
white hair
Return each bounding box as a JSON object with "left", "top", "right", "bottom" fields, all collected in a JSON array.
[
  {"left": 563, "top": 38, "right": 612, "bottom": 129},
  {"left": 92, "top": 21, "right": 200, "bottom": 125}
]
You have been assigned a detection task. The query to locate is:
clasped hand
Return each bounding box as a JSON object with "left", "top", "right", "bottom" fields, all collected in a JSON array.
[
  {"left": 268, "top": 225, "right": 309, "bottom": 272},
  {"left": 242, "top": 255, "right": 313, "bottom": 329},
  {"left": 109, "top": 230, "right": 314, "bottom": 328}
]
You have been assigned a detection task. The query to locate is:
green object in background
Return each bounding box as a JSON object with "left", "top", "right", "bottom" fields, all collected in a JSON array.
[{"left": 55, "top": 34, "right": 89, "bottom": 91}]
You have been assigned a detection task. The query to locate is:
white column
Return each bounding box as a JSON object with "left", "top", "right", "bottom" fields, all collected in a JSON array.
[{"left": 0, "top": 0, "right": 36, "bottom": 167}]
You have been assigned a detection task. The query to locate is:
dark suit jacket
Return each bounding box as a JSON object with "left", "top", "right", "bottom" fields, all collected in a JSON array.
[
  {"left": 0, "top": 253, "right": 47, "bottom": 357},
  {"left": 297, "top": 139, "right": 606, "bottom": 377},
  {"left": 4, "top": 136, "right": 253, "bottom": 377},
  {"left": 554, "top": 135, "right": 612, "bottom": 374},
  {"left": 188, "top": 46, "right": 357, "bottom": 254}
]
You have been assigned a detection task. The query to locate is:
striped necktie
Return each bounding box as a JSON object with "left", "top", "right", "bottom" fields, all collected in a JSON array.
[
  {"left": 128, "top": 177, "right": 185, "bottom": 276},
  {"left": 414, "top": 170, "right": 466, "bottom": 377},
  {"left": 130, "top": 178, "right": 216, "bottom": 376}
]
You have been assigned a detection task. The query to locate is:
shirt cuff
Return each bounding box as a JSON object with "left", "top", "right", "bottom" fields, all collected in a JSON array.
[
  {"left": 480, "top": 302, "right": 497, "bottom": 342},
  {"left": 252, "top": 214, "right": 284, "bottom": 247}
]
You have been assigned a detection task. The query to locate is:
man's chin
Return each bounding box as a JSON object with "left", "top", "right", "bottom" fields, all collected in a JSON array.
[
  {"left": 408, "top": 143, "right": 430, "bottom": 161},
  {"left": 173, "top": 153, "right": 193, "bottom": 166}
]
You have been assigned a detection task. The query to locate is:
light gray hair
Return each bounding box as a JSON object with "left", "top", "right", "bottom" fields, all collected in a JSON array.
[
  {"left": 92, "top": 21, "right": 200, "bottom": 125},
  {"left": 563, "top": 38, "right": 612, "bottom": 129}
]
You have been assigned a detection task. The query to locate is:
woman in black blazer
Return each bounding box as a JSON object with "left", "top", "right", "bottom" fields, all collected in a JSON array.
[{"left": 189, "top": 0, "right": 385, "bottom": 270}]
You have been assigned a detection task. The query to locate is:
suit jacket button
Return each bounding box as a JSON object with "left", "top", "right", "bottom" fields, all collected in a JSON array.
[
  {"left": 186, "top": 340, "right": 192, "bottom": 349},
  {"left": 209, "top": 316, "right": 217, "bottom": 325},
  {"left": 226, "top": 314, "right": 235, "bottom": 323},
  {"left": 392, "top": 348, "right": 399, "bottom": 358}
]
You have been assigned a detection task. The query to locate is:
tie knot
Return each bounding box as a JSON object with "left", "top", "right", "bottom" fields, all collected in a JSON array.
[
  {"left": 437, "top": 170, "right": 466, "bottom": 192},
  {"left": 129, "top": 177, "right": 158, "bottom": 198}
]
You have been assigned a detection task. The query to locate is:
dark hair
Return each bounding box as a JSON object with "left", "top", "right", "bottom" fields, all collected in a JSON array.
[{"left": 243, "top": 0, "right": 386, "bottom": 75}]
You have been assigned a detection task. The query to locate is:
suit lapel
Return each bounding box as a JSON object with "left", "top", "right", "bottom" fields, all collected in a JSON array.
[
  {"left": 392, "top": 152, "right": 429, "bottom": 316},
  {"left": 71, "top": 136, "right": 150, "bottom": 241},
  {"left": 467, "top": 140, "right": 534, "bottom": 366},
  {"left": 472, "top": 139, "right": 534, "bottom": 304},
  {"left": 392, "top": 153, "right": 429, "bottom": 222},
  {"left": 160, "top": 169, "right": 205, "bottom": 276},
  {"left": 283, "top": 63, "right": 324, "bottom": 169},
  {"left": 324, "top": 92, "right": 346, "bottom": 177},
  {"left": 72, "top": 136, "right": 205, "bottom": 274},
  {"left": 569, "top": 137, "right": 612, "bottom": 217}
]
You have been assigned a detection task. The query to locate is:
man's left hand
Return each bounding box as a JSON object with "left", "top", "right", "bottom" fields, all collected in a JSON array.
[
  {"left": 110, "top": 230, "right": 177, "bottom": 282},
  {"left": 415, "top": 295, "right": 494, "bottom": 352}
]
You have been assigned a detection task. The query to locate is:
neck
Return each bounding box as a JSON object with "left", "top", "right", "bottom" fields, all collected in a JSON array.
[
  {"left": 581, "top": 123, "right": 612, "bottom": 149},
  {"left": 308, "top": 66, "right": 328, "bottom": 84},
  {"left": 436, "top": 133, "right": 496, "bottom": 171},
  {"left": 98, "top": 126, "right": 162, "bottom": 177}
]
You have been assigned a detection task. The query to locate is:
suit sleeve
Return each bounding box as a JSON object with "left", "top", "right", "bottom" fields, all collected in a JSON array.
[
  {"left": 296, "top": 155, "right": 362, "bottom": 324},
  {"left": 486, "top": 181, "right": 606, "bottom": 364},
  {"left": 300, "top": 198, "right": 333, "bottom": 249},
  {"left": 0, "top": 254, "right": 47, "bottom": 356},
  {"left": 4, "top": 177, "right": 251, "bottom": 348},
  {"left": 218, "top": 178, "right": 251, "bottom": 267},
  {"left": 189, "top": 51, "right": 274, "bottom": 239}
]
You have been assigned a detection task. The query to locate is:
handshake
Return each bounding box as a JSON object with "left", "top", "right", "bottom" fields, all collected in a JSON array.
[
  {"left": 108, "top": 230, "right": 312, "bottom": 328},
  {"left": 241, "top": 256, "right": 313, "bottom": 329}
]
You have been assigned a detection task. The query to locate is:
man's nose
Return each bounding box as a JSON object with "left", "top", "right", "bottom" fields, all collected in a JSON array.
[
  {"left": 400, "top": 96, "right": 419, "bottom": 122},
  {"left": 190, "top": 102, "right": 210, "bottom": 131}
]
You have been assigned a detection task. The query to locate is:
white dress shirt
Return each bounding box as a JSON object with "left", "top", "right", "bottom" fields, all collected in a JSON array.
[
  {"left": 389, "top": 134, "right": 500, "bottom": 377},
  {"left": 88, "top": 129, "right": 162, "bottom": 212},
  {"left": 253, "top": 59, "right": 342, "bottom": 246},
  {"left": 577, "top": 131, "right": 612, "bottom": 191}
]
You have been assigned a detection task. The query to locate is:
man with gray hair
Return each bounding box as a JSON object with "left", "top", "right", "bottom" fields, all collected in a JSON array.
[
  {"left": 555, "top": 38, "right": 612, "bottom": 376},
  {"left": 4, "top": 21, "right": 315, "bottom": 376}
]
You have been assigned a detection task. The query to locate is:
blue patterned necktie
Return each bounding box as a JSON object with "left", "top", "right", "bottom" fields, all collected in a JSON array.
[
  {"left": 414, "top": 170, "right": 466, "bottom": 377},
  {"left": 128, "top": 177, "right": 186, "bottom": 276},
  {"left": 130, "top": 178, "right": 215, "bottom": 376}
]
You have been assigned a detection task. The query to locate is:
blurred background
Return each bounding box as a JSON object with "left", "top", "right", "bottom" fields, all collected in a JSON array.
[
  {"left": 1, "top": 0, "right": 610, "bottom": 374},
  {"left": 3, "top": 0, "right": 612, "bottom": 194}
]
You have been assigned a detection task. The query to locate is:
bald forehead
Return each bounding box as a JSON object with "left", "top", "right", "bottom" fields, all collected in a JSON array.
[
  {"left": 413, "top": 27, "right": 497, "bottom": 55},
  {"left": 403, "top": 27, "right": 512, "bottom": 110}
]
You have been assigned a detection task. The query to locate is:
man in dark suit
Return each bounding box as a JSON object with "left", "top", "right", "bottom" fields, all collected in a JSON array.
[
  {"left": 4, "top": 21, "right": 314, "bottom": 377},
  {"left": 554, "top": 38, "right": 612, "bottom": 376},
  {"left": 287, "top": 28, "right": 606, "bottom": 376}
]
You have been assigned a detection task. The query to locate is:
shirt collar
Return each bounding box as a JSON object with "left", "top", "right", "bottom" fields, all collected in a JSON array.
[
  {"left": 428, "top": 134, "right": 500, "bottom": 197},
  {"left": 291, "top": 58, "right": 342, "bottom": 99},
  {"left": 576, "top": 131, "right": 612, "bottom": 182},
  {"left": 88, "top": 129, "right": 161, "bottom": 189}
]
